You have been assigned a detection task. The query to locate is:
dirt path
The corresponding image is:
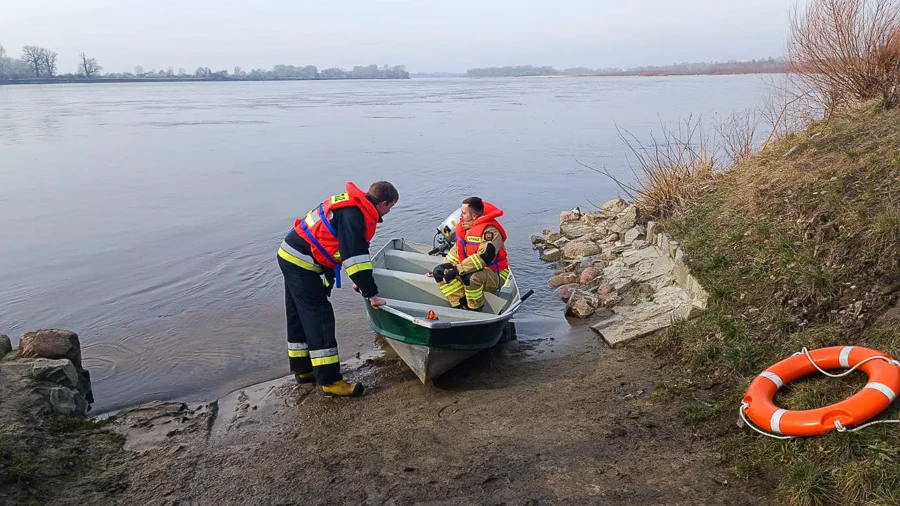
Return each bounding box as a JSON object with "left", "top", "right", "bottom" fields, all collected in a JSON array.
[{"left": 47, "top": 329, "right": 772, "bottom": 506}]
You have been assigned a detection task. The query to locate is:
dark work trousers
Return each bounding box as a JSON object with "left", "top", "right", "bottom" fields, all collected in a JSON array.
[{"left": 278, "top": 256, "right": 342, "bottom": 385}]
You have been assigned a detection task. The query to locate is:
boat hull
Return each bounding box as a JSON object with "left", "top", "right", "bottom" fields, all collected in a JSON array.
[{"left": 365, "top": 306, "right": 510, "bottom": 382}]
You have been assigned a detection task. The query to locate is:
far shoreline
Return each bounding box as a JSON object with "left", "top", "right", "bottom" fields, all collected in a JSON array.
[{"left": 0, "top": 71, "right": 789, "bottom": 87}]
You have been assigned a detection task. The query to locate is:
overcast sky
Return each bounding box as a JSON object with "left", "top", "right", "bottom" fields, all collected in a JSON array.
[{"left": 1, "top": 0, "right": 798, "bottom": 74}]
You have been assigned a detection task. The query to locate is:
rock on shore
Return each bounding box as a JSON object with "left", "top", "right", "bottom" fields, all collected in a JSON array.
[
  {"left": 2, "top": 328, "right": 94, "bottom": 416},
  {"left": 533, "top": 199, "right": 709, "bottom": 344}
]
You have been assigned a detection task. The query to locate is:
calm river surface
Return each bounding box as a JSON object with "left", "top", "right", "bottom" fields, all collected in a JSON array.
[{"left": 0, "top": 75, "right": 771, "bottom": 412}]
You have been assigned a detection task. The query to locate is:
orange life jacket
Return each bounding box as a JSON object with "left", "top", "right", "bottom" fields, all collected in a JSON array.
[
  {"left": 294, "top": 182, "right": 380, "bottom": 273},
  {"left": 455, "top": 201, "right": 510, "bottom": 275}
]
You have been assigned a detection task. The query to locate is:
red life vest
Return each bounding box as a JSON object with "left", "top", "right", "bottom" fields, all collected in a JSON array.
[
  {"left": 294, "top": 182, "right": 380, "bottom": 270},
  {"left": 455, "top": 201, "right": 510, "bottom": 275}
]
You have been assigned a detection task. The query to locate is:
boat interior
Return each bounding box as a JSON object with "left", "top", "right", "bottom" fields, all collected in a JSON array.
[{"left": 369, "top": 238, "right": 519, "bottom": 321}]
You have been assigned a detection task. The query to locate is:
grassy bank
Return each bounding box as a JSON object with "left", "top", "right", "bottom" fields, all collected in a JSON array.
[{"left": 650, "top": 102, "right": 900, "bottom": 505}]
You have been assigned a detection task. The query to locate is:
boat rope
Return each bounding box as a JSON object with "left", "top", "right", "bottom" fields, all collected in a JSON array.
[{"left": 741, "top": 347, "right": 900, "bottom": 439}]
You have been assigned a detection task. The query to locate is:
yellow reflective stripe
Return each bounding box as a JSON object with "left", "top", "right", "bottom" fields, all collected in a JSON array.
[
  {"left": 441, "top": 279, "right": 464, "bottom": 295},
  {"left": 343, "top": 254, "right": 371, "bottom": 267},
  {"left": 466, "top": 236, "right": 483, "bottom": 243},
  {"left": 346, "top": 262, "right": 373, "bottom": 275},
  {"left": 311, "top": 355, "right": 340, "bottom": 367},
  {"left": 471, "top": 255, "right": 485, "bottom": 270},
  {"left": 304, "top": 213, "right": 318, "bottom": 228},
  {"left": 446, "top": 251, "right": 459, "bottom": 264},
  {"left": 288, "top": 349, "right": 310, "bottom": 358},
  {"left": 343, "top": 254, "right": 372, "bottom": 275},
  {"left": 310, "top": 348, "right": 338, "bottom": 358},
  {"left": 465, "top": 288, "right": 484, "bottom": 297},
  {"left": 278, "top": 247, "right": 323, "bottom": 272},
  {"left": 499, "top": 269, "right": 510, "bottom": 282}
]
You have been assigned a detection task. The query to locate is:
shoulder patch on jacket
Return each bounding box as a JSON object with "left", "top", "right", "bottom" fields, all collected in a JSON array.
[
  {"left": 483, "top": 231, "right": 495, "bottom": 241},
  {"left": 331, "top": 193, "right": 350, "bottom": 204}
]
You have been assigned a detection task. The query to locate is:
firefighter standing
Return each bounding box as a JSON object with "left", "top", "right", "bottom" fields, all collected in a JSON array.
[
  {"left": 429, "top": 197, "right": 510, "bottom": 311},
  {"left": 277, "top": 181, "right": 398, "bottom": 397}
]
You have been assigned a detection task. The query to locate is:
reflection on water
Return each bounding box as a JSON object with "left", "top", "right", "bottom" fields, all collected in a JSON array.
[{"left": 0, "top": 76, "right": 770, "bottom": 412}]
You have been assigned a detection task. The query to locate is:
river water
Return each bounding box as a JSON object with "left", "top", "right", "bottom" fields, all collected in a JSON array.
[{"left": 0, "top": 75, "right": 771, "bottom": 413}]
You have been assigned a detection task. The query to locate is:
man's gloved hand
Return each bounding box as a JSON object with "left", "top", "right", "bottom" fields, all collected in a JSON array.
[
  {"left": 432, "top": 263, "right": 453, "bottom": 283},
  {"left": 323, "top": 270, "right": 335, "bottom": 297},
  {"left": 443, "top": 267, "right": 459, "bottom": 282}
]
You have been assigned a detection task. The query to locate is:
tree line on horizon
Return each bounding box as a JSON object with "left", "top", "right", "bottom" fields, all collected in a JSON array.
[
  {"left": 0, "top": 44, "right": 410, "bottom": 82},
  {"left": 466, "top": 58, "right": 790, "bottom": 77}
]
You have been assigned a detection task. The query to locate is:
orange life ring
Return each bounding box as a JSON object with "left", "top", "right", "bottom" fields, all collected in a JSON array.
[{"left": 743, "top": 346, "right": 900, "bottom": 437}]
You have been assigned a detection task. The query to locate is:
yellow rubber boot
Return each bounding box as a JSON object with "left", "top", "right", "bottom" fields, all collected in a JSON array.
[
  {"left": 321, "top": 380, "right": 364, "bottom": 397},
  {"left": 294, "top": 372, "right": 315, "bottom": 384}
]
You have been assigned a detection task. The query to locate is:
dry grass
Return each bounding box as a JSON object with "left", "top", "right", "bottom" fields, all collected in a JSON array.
[
  {"left": 581, "top": 114, "right": 758, "bottom": 220},
  {"left": 615, "top": 116, "right": 721, "bottom": 219},
  {"left": 789, "top": 0, "right": 900, "bottom": 111},
  {"left": 653, "top": 103, "right": 900, "bottom": 506}
]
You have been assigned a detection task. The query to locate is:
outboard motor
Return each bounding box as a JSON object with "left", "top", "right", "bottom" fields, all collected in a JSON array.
[{"left": 428, "top": 208, "right": 462, "bottom": 256}]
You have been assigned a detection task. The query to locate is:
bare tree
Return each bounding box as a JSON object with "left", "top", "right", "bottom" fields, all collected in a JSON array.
[
  {"left": 0, "top": 44, "right": 8, "bottom": 76},
  {"left": 177, "top": 68, "right": 186, "bottom": 76},
  {"left": 21, "top": 45, "right": 44, "bottom": 77},
  {"left": 78, "top": 51, "right": 102, "bottom": 78},
  {"left": 166, "top": 66, "right": 174, "bottom": 77},
  {"left": 789, "top": 0, "right": 900, "bottom": 110},
  {"left": 134, "top": 65, "right": 144, "bottom": 76},
  {"left": 39, "top": 48, "right": 58, "bottom": 77}
]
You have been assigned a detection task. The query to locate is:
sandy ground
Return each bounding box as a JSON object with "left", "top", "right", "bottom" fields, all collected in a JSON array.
[{"left": 10, "top": 327, "right": 773, "bottom": 506}]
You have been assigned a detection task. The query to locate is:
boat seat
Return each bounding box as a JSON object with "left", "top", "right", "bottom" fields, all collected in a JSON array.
[
  {"left": 381, "top": 249, "right": 442, "bottom": 274},
  {"left": 373, "top": 268, "right": 509, "bottom": 313}
]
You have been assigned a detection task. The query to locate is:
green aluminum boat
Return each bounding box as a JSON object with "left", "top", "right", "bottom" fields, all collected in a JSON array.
[{"left": 364, "top": 238, "right": 534, "bottom": 383}]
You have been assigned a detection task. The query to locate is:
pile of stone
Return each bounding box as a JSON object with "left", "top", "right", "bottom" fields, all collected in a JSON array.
[
  {"left": 532, "top": 198, "right": 709, "bottom": 345},
  {"left": 1, "top": 329, "right": 94, "bottom": 416}
]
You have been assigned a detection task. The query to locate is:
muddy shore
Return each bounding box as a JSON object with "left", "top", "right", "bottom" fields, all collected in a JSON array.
[{"left": 2, "top": 321, "right": 773, "bottom": 505}]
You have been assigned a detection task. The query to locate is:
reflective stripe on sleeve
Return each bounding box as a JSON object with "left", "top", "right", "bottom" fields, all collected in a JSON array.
[{"left": 343, "top": 255, "right": 373, "bottom": 275}]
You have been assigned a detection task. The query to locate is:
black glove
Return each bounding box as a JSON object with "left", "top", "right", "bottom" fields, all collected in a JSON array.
[
  {"left": 323, "top": 270, "right": 335, "bottom": 297},
  {"left": 443, "top": 267, "right": 459, "bottom": 282},
  {"left": 432, "top": 263, "right": 453, "bottom": 283}
]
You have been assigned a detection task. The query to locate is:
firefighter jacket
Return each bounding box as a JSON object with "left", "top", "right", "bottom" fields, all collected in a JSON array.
[
  {"left": 444, "top": 201, "right": 510, "bottom": 283},
  {"left": 278, "top": 182, "right": 380, "bottom": 297}
]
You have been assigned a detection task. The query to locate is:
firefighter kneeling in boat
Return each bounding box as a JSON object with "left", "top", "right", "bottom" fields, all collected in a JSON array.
[{"left": 429, "top": 197, "right": 510, "bottom": 311}]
